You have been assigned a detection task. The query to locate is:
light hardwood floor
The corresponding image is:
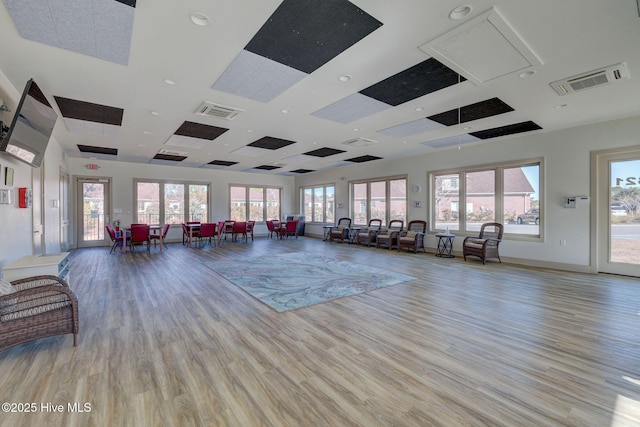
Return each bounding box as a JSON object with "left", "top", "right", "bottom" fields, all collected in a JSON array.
[{"left": 1, "top": 237, "right": 640, "bottom": 426}]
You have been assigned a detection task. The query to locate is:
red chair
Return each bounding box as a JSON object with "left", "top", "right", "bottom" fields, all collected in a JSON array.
[
  {"left": 280, "top": 220, "right": 299, "bottom": 239},
  {"left": 246, "top": 220, "right": 255, "bottom": 241},
  {"left": 266, "top": 220, "right": 279, "bottom": 239},
  {"left": 106, "top": 224, "right": 128, "bottom": 254},
  {"left": 198, "top": 223, "right": 217, "bottom": 247},
  {"left": 233, "top": 221, "right": 247, "bottom": 242},
  {"left": 149, "top": 223, "right": 170, "bottom": 250},
  {"left": 221, "top": 221, "right": 235, "bottom": 242},
  {"left": 130, "top": 224, "right": 150, "bottom": 252}
]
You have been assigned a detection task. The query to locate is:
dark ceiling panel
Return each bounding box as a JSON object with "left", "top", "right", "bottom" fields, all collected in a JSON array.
[
  {"left": 248, "top": 136, "right": 296, "bottom": 150},
  {"left": 254, "top": 165, "right": 281, "bottom": 170},
  {"left": 428, "top": 97, "right": 515, "bottom": 126},
  {"left": 291, "top": 169, "right": 315, "bottom": 173},
  {"left": 114, "top": 0, "right": 136, "bottom": 7},
  {"left": 208, "top": 160, "right": 238, "bottom": 166},
  {"left": 153, "top": 153, "right": 187, "bottom": 162},
  {"left": 175, "top": 121, "right": 229, "bottom": 140},
  {"left": 303, "top": 147, "right": 346, "bottom": 157},
  {"left": 359, "top": 58, "right": 465, "bottom": 106},
  {"left": 345, "top": 155, "right": 382, "bottom": 163},
  {"left": 470, "top": 121, "right": 542, "bottom": 140},
  {"left": 55, "top": 97, "right": 123, "bottom": 125},
  {"left": 245, "top": 0, "right": 382, "bottom": 74},
  {"left": 77, "top": 145, "right": 118, "bottom": 155}
]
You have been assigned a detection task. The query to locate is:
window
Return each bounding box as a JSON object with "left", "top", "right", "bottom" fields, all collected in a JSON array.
[
  {"left": 230, "top": 185, "right": 281, "bottom": 222},
  {"left": 135, "top": 180, "right": 209, "bottom": 225},
  {"left": 430, "top": 160, "right": 542, "bottom": 238},
  {"left": 350, "top": 177, "right": 407, "bottom": 226},
  {"left": 301, "top": 184, "right": 335, "bottom": 223}
]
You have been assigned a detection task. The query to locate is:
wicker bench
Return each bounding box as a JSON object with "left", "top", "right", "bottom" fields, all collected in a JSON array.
[{"left": 0, "top": 275, "right": 79, "bottom": 352}]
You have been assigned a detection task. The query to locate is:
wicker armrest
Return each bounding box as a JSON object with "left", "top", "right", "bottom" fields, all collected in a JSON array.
[{"left": 10, "top": 275, "right": 71, "bottom": 291}]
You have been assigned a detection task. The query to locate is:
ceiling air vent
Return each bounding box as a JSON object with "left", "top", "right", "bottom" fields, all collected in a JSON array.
[
  {"left": 158, "top": 148, "right": 188, "bottom": 156},
  {"left": 550, "top": 63, "right": 630, "bottom": 95},
  {"left": 341, "top": 137, "right": 378, "bottom": 148},
  {"left": 195, "top": 101, "right": 244, "bottom": 120}
]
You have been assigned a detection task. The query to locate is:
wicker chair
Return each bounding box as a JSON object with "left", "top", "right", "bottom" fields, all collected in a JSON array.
[
  {"left": 376, "top": 220, "right": 404, "bottom": 250},
  {"left": 398, "top": 220, "right": 427, "bottom": 253},
  {"left": 329, "top": 217, "right": 352, "bottom": 243},
  {"left": 0, "top": 275, "right": 79, "bottom": 352},
  {"left": 463, "top": 222, "right": 504, "bottom": 264},
  {"left": 356, "top": 219, "right": 382, "bottom": 246}
]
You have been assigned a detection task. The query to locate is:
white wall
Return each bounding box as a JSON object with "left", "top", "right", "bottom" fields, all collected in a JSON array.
[
  {"left": 294, "top": 115, "right": 640, "bottom": 271},
  {"left": 67, "top": 158, "right": 296, "bottom": 245}
]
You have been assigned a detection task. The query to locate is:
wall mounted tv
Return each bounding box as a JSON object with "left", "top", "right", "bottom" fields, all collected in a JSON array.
[{"left": 0, "top": 78, "right": 58, "bottom": 168}]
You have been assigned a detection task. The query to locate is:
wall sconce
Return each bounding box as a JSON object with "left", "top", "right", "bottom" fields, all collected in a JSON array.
[{"left": 0, "top": 98, "right": 10, "bottom": 112}]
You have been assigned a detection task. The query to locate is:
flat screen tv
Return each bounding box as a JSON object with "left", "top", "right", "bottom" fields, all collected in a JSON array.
[{"left": 0, "top": 78, "right": 58, "bottom": 167}]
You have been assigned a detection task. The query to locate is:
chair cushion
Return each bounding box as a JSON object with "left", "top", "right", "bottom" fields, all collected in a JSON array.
[
  {"left": 406, "top": 230, "right": 417, "bottom": 239},
  {"left": 0, "top": 279, "right": 17, "bottom": 315},
  {"left": 0, "top": 291, "right": 71, "bottom": 322}
]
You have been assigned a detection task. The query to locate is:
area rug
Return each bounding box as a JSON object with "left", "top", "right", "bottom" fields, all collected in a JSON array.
[{"left": 205, "top": 252, "right": 416, "bottom": 312}]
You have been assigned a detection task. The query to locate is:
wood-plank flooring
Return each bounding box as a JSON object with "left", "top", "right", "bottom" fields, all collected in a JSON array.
[{"left": 1, "top": 237, "right": 640, "bottom": 426}]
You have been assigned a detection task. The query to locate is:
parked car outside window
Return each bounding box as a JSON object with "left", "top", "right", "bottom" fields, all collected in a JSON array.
[
  {"left": 517, "top": 208, "right": 539, "bottom": 225},
  {"left": 611, "top": 206, "right": 627, "bottom": 217}
]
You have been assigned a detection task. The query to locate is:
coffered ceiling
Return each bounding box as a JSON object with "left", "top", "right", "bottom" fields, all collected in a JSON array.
[{"left": 0, "top": 0, "right": 639, "bottom": 175}]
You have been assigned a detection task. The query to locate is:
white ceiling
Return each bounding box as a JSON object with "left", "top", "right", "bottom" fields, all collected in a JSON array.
[{"left": 1, "top": 0, "right": 639, "bottom": 175}]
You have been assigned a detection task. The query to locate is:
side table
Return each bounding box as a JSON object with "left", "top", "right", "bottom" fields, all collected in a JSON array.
[{"left": 435, "top": 233, "right": 455, "bottom": 258}]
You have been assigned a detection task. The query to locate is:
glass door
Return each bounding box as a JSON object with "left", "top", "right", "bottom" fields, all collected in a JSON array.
[
  {"left": 597, "top": 151, "right": 640, "bottom": 276},
  {"left": 76, "top": 177, "right": 111, "bottom": 248}
]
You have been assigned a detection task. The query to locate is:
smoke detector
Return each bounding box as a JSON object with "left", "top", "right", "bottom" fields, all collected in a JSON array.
[
  {"left": 550, "top": 63, "right": 630, "bottom": 95},
  {"left": 341, "top": 137, "right": 378, "bottom": 147},
  {"left": 195, "top": 101, "right": 244, "bottom": 120}
]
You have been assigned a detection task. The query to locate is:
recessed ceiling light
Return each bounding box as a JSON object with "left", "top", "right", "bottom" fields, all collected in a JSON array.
[
  {"left": 338, "top": 74, "right": 352, "bottom": 82},
  {"left": 353, "top": 128, "right": 360, "bottom": 131},
  {"left": 142, "top": 131, "right": 152, "bottom": 135},
  {"left": 463, "top": 126, "right": 473, "bottom": 130},
  {"left": 247, "top": 129, "right": 253, "bottom": 133},
  {"left": 190, "top": 12, "right": 210, "bottom": 26},
  {"left": 519, "top": 70, "right": 536, "bottom": 78},
  {"left": 163, "top": 78, "right": 177, "bottom": 85},
  {"left": 449, "top": 5, "right": 472, "bottom": 20},
  {"left": 555, "top": 103, "right": 568, "bottom": 109},
  {"left": 138, "top": 143, "right": 147, "bottom": 147},
  {"left": 403, "top": 140, "right": 408, "bottom": 144},
  {"left": 415, "top": 107, "right": 424, "bottom": 112},
  {"left": 150, "top": 111, "right": 160, "bottom": 116},
  {"left": 281, "top": 109, "right": 289, "bottom": 114}
]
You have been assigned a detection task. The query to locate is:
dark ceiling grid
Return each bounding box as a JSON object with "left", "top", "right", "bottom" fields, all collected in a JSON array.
[
  {"left": 470, "top": 121, "right": 542, "bottom": 139},
  {"left": 174, "top": 121, "right": 229, "bottom": 140},
  {"left": 290, "top": 169, "right": 315, "bottom": 174},
  {"left": 360, "top": 58, "right": 466, "bottom": 106},
  {"left": 208, "top": 160, "right": 238, "bottom": 167},
  {"left": 245, "top": 0, "right": 383, "bottom": 74},
  {"left": 303, "top": 147, "right": 346, "bottom": 157},
  {"left": 115, "top": 0, "right": 136, "bottom": 6},
  {"left": 54, "top": 97, "right": 124, "bottom": 125},
  {"left": 153, "top": 153, "right": 187, "bottom": 162},
  {"left": 311, "top": 58, "right": 466, "bottom": 124},
  {"left": 77, "top": 145, "right": 118, "bottom": 156},
  {"left": 247, "top": 136, "right": 297, "bottom": 150},
  {"left": 427, "top": 97, "right": 514, "bottom": 126},
  {"left": 345, "top": 155, "right": 382, "bottom": 163},
  {"left": 212, "top": 0, "right": 382, "bottom": 103},
  {"left": 254, "top": 165, "right": 281, "bottom": 170}
]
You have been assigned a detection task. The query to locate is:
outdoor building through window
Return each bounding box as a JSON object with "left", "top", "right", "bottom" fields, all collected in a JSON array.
[
  {"left": 135, "top": 180, "right": 209, "bottom": 225},
  {"left": 302, "top": 184, "right": 335, "bottom": 223},
  {"left": 230, "top": 185, "right": 281, "bottom": 222},
  {"left": 350, "top": 177, "right": 406, "bottom": 226},
  {"left": 431, "top": 160, "right": 542, "bottom": 237}
]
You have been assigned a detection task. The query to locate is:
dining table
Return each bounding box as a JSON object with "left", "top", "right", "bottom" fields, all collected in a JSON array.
[{"left": 118, "top": 224, "right": 163, "bottom": 253}]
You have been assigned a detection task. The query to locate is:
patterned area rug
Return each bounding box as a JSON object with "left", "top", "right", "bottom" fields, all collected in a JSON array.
[{"left": 206, "top": 252, "right": 416, "bottom": 312}]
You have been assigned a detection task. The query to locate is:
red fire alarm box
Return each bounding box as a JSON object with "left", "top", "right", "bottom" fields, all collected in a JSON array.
[{"left": 18, "top": 187, "right": 31, "bottom": 208}]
